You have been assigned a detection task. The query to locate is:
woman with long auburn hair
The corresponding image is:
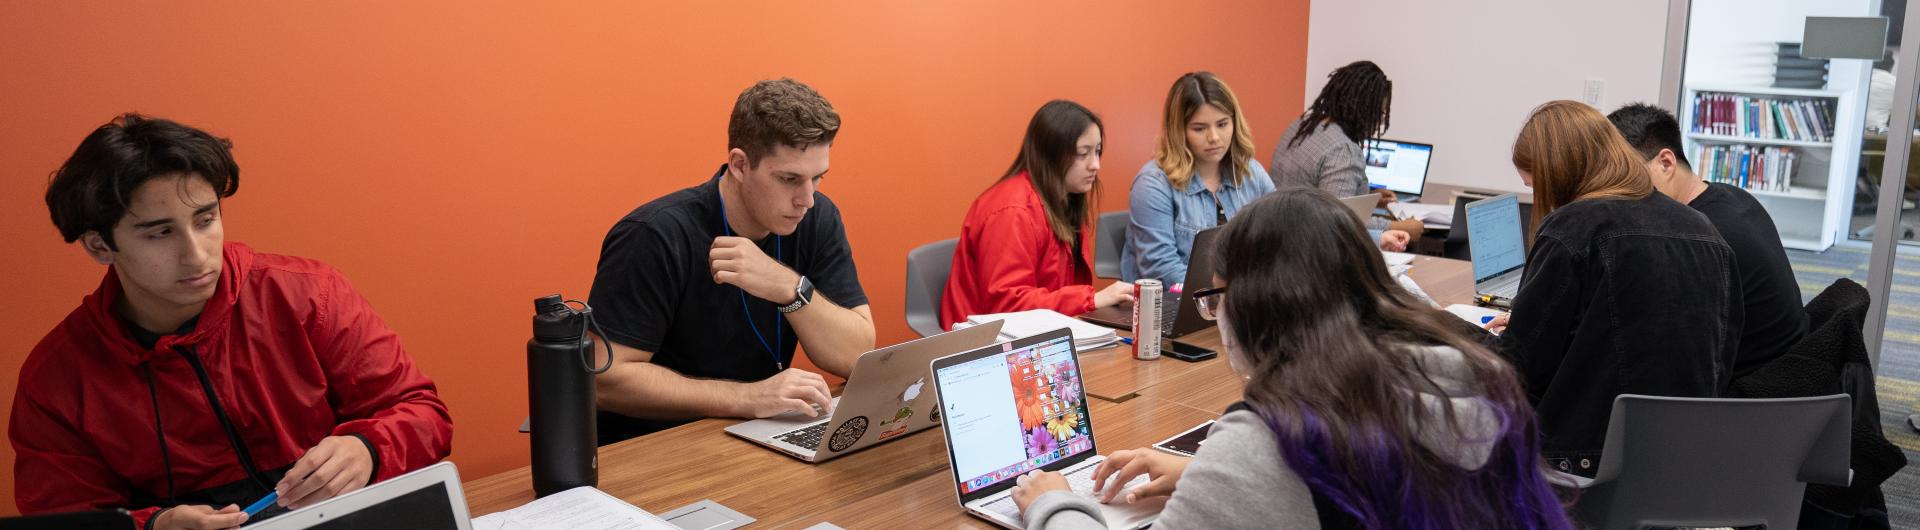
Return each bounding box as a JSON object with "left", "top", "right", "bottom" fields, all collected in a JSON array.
[
  {"left": 1487, "top": 100, "right": 1739, "bottom": 476},
  {"left": 1012, "top": 189, "right": 1577, "bottom": 529}
]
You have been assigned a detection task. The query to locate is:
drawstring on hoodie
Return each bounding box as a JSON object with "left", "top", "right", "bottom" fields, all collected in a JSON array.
[
  {"left": 140, "top": 362, "right": 178, "bottom": 502},
  {"left": 174, "top": 345, "right": 273, "bottom": 495}
]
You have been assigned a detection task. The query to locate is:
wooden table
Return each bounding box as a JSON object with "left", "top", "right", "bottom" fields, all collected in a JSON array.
[
  {"left": 465, "top": 257, "right": 1481, "bottom": 528},
  {"left": 1077, "top": 327, "right": 1222, "bottom": 402},
  {"left": 1136, "top": 255, "right": 1478, "bottom": 414},
  {"left": 463, "top": 396, "right": 1218, "bottom": 529},
  {"left": 1080, "top": 255, "right": 1474, "bottom": 404}
]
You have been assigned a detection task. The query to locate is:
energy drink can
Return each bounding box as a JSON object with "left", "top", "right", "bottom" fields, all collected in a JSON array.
[{"left": 1132, "top": 280, "right": 1163, "bottom": 360}]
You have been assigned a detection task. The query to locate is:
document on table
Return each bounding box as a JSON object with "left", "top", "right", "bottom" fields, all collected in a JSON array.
[
  {"left": 1444, "top": 304, "right": 1505, "bottom": 327},
  {"left": 1388, "top": 202, "right": 1454, "bottom": 226},
  {"left": 470, "top": 487, "right": 676, "bottom": 530}
]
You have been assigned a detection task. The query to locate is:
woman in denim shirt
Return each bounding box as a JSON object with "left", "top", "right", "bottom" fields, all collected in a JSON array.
[{"left": 1122, "top": 72, "right": 1275, "bottom": 285}]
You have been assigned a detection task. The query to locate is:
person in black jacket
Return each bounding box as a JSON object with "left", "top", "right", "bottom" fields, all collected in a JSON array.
[
  {"left": 1607, "top": 103, "right": 1807, "bottom": 381},
  {"left": 1485, "top": 100, "right": 1742, "bottom": 477}
]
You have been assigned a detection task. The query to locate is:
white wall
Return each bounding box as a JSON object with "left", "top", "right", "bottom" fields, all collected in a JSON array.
[
  {"left": 1684, "top": 0, "right": 1874, "bottom": 89},
  {"left": 1305, "top": 0, "right": 1670, "bottom": 193}
]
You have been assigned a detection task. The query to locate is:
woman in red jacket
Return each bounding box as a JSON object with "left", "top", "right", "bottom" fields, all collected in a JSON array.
[{"left": 941, "top": 100, "right": 1136, "bottom": 328}]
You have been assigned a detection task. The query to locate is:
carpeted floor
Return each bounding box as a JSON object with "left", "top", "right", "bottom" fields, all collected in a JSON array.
[{"left": 1785, "top": 244, "right": 1920, "bottom": 524}]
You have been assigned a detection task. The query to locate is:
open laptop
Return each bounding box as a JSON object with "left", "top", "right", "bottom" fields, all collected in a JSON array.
[
  {"left": 0, "top": 511, "right": 132, "bottom": 530},
  {"left": 250, "top": 461, "right": 471, "bottom": 530},
  {"left": 1466, "top": 193, "right": 1526, "bottom": 305},
  {"left": 725, "top": 321, "right": 1004, "bottom": 463},
  {"left": 930, "top": 328, "right": 1163, "bottom": 529},
  {"left": 1078, "top": 227, "right": 1218, "bottom": 338},
  {"left": 1362, "top": 138, "right": 1433, "bottom": 200},
  {"left": 1339, "top": 193, "right": 1382, "bottom": 223}
]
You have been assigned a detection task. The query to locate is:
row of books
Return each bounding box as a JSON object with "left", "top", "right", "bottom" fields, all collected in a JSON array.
[
  {"left": 1693, "top": 144, "right": 1798, "bottom": 194},
  {"left": 1690, "top": 92, "right": 1835, "bottom": 143}
]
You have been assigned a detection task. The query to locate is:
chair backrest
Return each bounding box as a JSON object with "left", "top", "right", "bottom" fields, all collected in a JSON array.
[
  {"left": 1572, "top": 394, "right": 1851, "bottom": 530},
  {"left": 905, "top": 238, "right": 959, "bottom": 338},
  {"left": 1095, "top": 211, "right": 1128, "bottom": 279}
]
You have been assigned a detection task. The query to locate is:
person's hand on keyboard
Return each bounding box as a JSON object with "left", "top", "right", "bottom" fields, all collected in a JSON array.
[
  {"left": 739, "top": 368, "right": 833, "bottom": 418},
  {"left": 1093, "top": 281, "right": 1137, "bottom": 309},
  {"left": 1092, "top": 448, "right": 1191, "bottom": 504},
  {"left": 1011, "top": 470, "right": 1071, "bottom": 514}
]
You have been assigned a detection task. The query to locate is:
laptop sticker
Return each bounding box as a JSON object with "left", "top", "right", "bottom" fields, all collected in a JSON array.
[
  {"left": 876, "top": 406, "right": 914, "bottom": 441},
  {"left": 901, "top": 378, "right": 925, "bottom": 403},
  {"left": 828, "top": 416, "right": 868, "bottom": 452}
]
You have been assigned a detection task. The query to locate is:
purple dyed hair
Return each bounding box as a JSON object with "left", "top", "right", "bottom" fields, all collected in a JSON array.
[{"left": 1213, "top": 189, "right": 1575, "bottom": 529}]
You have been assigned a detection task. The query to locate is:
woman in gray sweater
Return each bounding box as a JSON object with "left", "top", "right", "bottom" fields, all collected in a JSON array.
[
  {"left": 1270, "top": 61, "right": 1425, "bottom": 241},
  {"left": 1011, "top": 189, "right": 1574, "bottom": 529}
]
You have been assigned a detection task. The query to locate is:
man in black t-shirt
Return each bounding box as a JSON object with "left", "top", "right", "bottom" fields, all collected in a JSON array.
[
  {"left": 1608, "top": 103, "right": 1807, "bottom": 380},
  {"left": 588, "top": 78, "right": 875, "bottom": 444}
]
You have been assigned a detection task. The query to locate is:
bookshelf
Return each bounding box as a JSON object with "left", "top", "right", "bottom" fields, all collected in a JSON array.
[{"left": 1681, "top": 85, "right": 1861, "bottom": 251}]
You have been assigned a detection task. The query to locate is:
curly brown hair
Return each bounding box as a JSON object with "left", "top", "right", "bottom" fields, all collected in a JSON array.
[{"left": 728, "top": 78, "right": 841, "bottom": 167}]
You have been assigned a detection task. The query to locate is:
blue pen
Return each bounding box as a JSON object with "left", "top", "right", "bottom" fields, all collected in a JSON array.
[
  {"left": 244, "top": 491, "right": 278, "bottom": 517},
  {"left": 1480, "top": 316, "right": 1496, "bottom": 324},
  {"left": 1119, "top": 337, "right": 1134, "bottom": 345}
]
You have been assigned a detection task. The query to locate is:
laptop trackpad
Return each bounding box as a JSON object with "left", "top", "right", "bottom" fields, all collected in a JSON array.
[{"left": 1098, "top": 495, "right": 1166, "bottom": 530}]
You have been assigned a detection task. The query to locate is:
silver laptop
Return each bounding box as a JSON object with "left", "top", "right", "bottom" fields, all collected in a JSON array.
[
  {"left": 724, "top": 321, "right": 1004, "bottom": 463},
  {"left": 1339, "top": 193, "right": 1381, "bottom": 222},
  {"left": 1466, "top": 193, "right": 1526, "bottom": 304},
  {"left": 249, "top": 462, "right": 471, "bottom": 530},
  {"left": 930, "top": 328, "right": 1162, "bottom": 529}
]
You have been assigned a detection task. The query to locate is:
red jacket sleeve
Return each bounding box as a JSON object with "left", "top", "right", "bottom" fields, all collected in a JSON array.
[
  {"left": 10, "top": 384, "right": 165, "bottom": 527},
  {"left": 312, "top": 272, "right": 453, "bottom": 483},
  {"left": 970, "top": 207, "right": 1096, "bottom": 317}
]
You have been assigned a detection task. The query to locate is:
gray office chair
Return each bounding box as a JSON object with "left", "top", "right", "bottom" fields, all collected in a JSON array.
[
  {"left": 905, "top": 238, "right": 959, "bottom": 338},
  {"left": 1095, "top": 211, "right": 1129, "bottom": 279},
  {"left": 1557, "top": 394, "right": 1851, "bottom": 530}
]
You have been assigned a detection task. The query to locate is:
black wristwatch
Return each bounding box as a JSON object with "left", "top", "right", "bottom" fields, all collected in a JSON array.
[{"left": 779, "top": 276, "right": 814, "bottom": 313}]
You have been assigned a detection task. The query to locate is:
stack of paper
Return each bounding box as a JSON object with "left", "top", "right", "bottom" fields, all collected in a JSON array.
[
  {"left": 471, "top": 487, "right": 676, "bottom": 530},
  {"left": 1388, "top": 202, "right": 1453, "bottom": 228},
  {"left": 960, "top": 309, "right": 1120, "bottom": 350}
]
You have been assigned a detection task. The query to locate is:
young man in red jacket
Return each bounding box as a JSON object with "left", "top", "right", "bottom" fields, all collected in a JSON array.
[{"left": 11, "top": 114, "right": 454, "bottom": 530}]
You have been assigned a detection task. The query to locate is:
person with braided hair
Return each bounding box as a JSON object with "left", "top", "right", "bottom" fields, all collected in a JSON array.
[{"left": 1270, "top": 60, "right": 1424, "bottom": 244}]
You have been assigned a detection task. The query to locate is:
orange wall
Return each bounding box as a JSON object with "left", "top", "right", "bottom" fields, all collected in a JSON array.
[{"left": 0, "top": 1, "right": 1308, "bottom": 515}]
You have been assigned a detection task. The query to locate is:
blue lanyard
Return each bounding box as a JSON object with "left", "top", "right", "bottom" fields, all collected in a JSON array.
[{"left": 718, "top": 187, "right": 785, "bottom": 372}]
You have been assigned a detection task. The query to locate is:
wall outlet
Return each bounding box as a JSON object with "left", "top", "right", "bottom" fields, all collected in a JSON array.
[{"left": 1583, "top": 79, "right": 1605, "bottom": 107}]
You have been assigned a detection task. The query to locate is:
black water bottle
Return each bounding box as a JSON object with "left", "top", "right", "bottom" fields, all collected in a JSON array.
[{"left": 528, "top": 294, "right": 597, "bottom": 497}]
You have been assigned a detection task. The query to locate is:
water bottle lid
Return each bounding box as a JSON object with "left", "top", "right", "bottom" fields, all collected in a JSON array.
[{"left": 535, "top": 294, "right": 567, "bottom": 314}]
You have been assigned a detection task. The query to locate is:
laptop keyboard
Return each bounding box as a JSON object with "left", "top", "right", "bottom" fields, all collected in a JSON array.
[
  {"left": 976, "top": 460, "right": 1152, "bottom": 521},
  {"left": 775, "top": 421, "right": 829, "bottom": 449},
  {"left": 1483, "top": 273, "right": 1521, "bottom": 299}
]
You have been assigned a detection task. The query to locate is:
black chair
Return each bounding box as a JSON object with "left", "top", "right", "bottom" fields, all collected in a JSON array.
[{"left": 1728, "top": 278, "right": 1906, "bottom": 528}]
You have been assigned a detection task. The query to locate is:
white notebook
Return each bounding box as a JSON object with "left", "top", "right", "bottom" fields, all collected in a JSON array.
[
  {"left": 471, "top": 487, "right": 675, "bottom": 530},
  {"left": 960, "top": 309, "right": 1120, "bottom": 349}
]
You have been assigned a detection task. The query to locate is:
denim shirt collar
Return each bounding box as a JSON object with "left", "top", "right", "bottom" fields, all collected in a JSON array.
[{"left": 1179, "top": 169, "right": 1241, "bottom": 196}]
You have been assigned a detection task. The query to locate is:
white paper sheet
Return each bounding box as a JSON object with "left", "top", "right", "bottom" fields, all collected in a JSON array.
[{"left": 470, "top": 487, "right": 676, "bottom": 530}]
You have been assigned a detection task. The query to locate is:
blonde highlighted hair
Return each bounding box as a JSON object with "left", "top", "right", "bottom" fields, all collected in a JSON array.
[
  {"left": 1154, "top": 72, "right": 1256, "bottom": 190},
  {"left": 1511, "top": 100, "right": 1653, "bottom": 224}
]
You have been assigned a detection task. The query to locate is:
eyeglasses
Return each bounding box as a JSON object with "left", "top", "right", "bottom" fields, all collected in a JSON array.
[{"left": 1191, "top": 286, "right": 1226, "bottom": 321}]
